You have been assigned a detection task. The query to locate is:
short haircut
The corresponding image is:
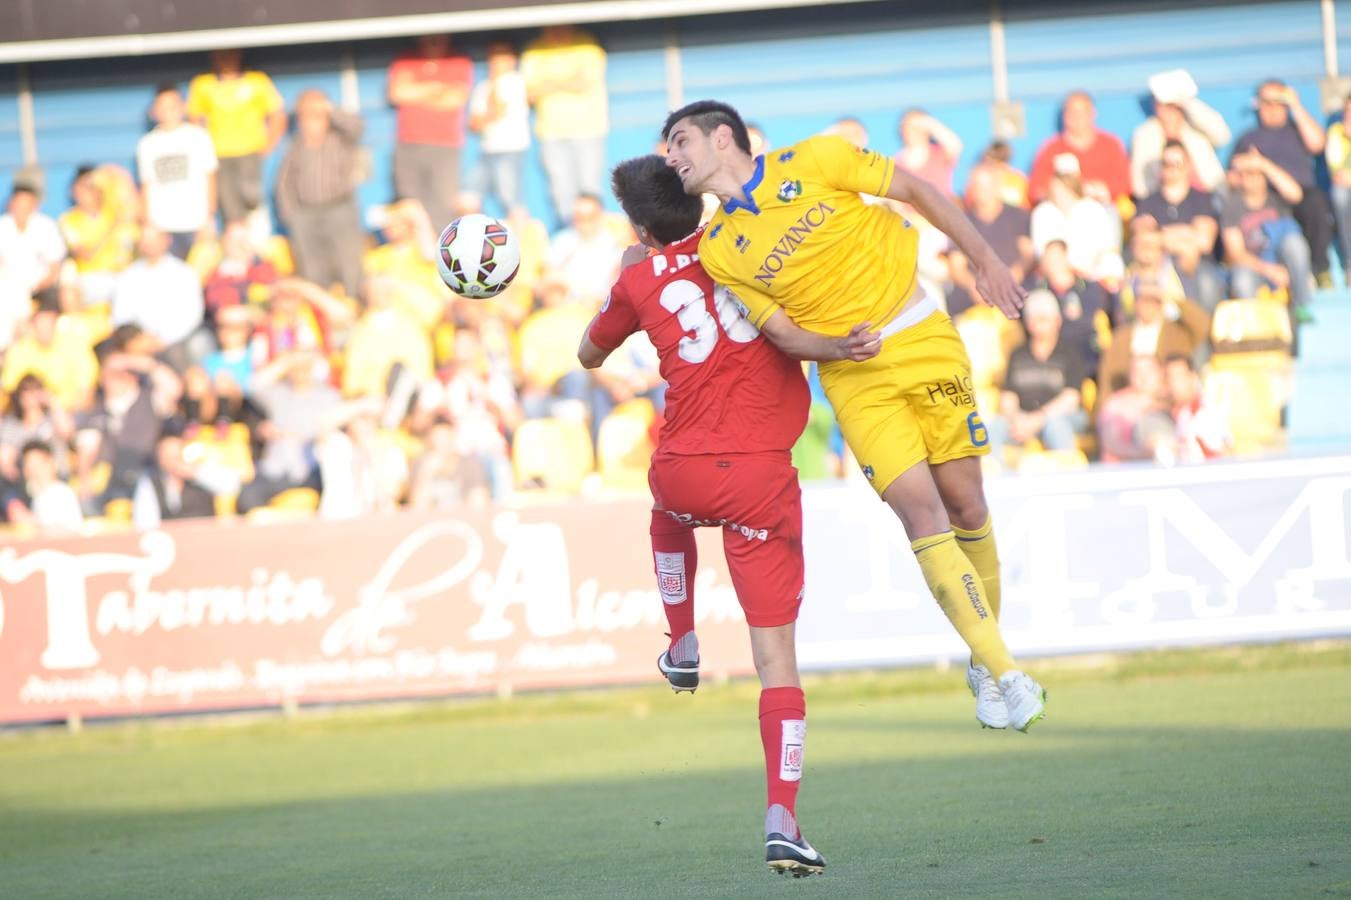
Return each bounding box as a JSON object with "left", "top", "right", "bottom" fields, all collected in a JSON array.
[
  {"left": 662, "top": 99, "right": 751, "bottom": 155},
  {"left": 1259, "top": 77, "right": 1286, "bottom": 91},
  {"left": 9, "top": 185, "right": 36, "bottom": 201},
  {"left": 1163, "top": 353, "right": 1194, "bottom": 371},
  {"left": 154, "top": 82, "right": 180, "bottom": 98},
  {"left": 611, "top": 155, "right": 703, "bottom": 245},
  {"left": 19, "top": 439, "right": 52, "bottom": 461},
  {"left": 1162, "top": 139, "right": 1187, "bottom": 156}
]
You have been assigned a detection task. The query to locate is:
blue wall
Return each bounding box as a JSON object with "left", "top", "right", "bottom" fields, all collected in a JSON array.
[{"left": 0, "top": 0, "right": 1341, "bottom": 229}]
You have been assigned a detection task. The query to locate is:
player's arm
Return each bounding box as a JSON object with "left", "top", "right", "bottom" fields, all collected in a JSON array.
[
  {"left": 578, "top": 333, "right": 611, "bottom": 369},
  {"left": 886, "top": 169, "right": 1027, "bottom": 319},
  {"left": 759, "top": 310, "right": 881, "bottom": 362}
]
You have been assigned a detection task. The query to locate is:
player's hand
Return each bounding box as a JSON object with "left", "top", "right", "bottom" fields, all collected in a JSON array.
[
  {"left": 974, "top": 257, "right": 1028, "bottom": 320},
  {"left": 838, "top": 322, "right": 882, "bottom": 362},
  {"left": 620, "top": 243, "right": 650, "bottom": 270}
]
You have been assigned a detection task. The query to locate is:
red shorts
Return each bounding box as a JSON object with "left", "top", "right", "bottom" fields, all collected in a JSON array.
[{"left": 648, "top": 450, "right": 804, "bottom": 628}]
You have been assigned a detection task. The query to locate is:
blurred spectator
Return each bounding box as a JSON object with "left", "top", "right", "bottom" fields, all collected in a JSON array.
[
  {"left": 1221, "top": 149, "right": 1314, "bottom": 319},
  {"left": 823, "top": 117, "right": 869, "bottom": 150},
  {"left": 342, "top": 277, "right": 434, "bottom": 399},
  {"left": 947, "top": 164, "right": 1034, "bottom": 317},
  {"left": 988, "top": 290, "right": 1088, "bottom": 455},
  {"left": 1098, "top": 281, "right": 1196, "bottom": 394},
  {"left": 140, "top": 430, "right": 235, "bottom": 521},
  {"left": 521, "top": 25, "right": 609, "bottom": 227},
  {"left": 1029, "top": 91, "right": 1131, "bottom": 206},
  {"left": 564, "top": 328, "right": 664, "bottom": 446},
  {"left": 1, "top": 292, "right": 99, "bottom": 411},
  {"left": 746, "top": 123, "right": 768, "bottom": 157},
  {"left": 388, "top": 35, "right": 474, "bottom": 228},
  {"left": 894, "top": 108, "right": 963, "bottom": 199},
  {"left": 6, "top": 442, "right": 83, "bottom": 531},
  {"left": 1233, "top": 79, "right": 1332, "bottom": 286},
  {"left": 1121, "top": 222, "right": 1212, "bottom": 351},
  {"left": 202, "top": 303, "right": 258, "bottom": 396},
  {"left": 0, "top": 185, "right": 66, "bottom": 299},
  {"left": 1096, "top": 354, "right": 1174, "bottom": 463},
  {"left": 1130, "top": 71, "right": 1230, "bottom": 197},
  {"left": 111, "top": 225, "right": 207, "bottom": 371},
  {"left": 59, "top": 166, "right": 137, "bottom": 306},
  {"left": 537, "top": 193, "right": 623, "bottom": 305},
  {"left": 1030, "top": 153, "right": 1122, "bottom": 278},
  {"left": 1324, "top": 95, "right": 1351, "bottom": 284},
  {"left": 75, "top": 351, "right": 181, "bottom": 512},
  {"left": 363, "top": 199, "right": 448, "bottom": 331},
  {"left": 252, "top": 277, "right": 353, "bottom": 367},
  {"left": 1134, "top": 141, "right": 1223, "bottom": 312},
  {"left": 1162, "top": 354, "right": 1231, "bottom": 465},
  {"left": 407, "top": 416, "right": 491, "bottom": 510},
  {"left": 275, "top": 90, "right": 365, "bottom": 298},
  {"left": 468, "top": 40, "right": 531, "bottom": 214},
  {"left": 187, "top": 49, "right": 285, "bottom": 225},
  {"left": 969, "top": 140, "right": 1029, "bottom": 209},
  {"left": 0, "top": 374, "right": 73, "bottom": 484},
  {"left": 203, "top": 219, "right": 278, "bottom": 322},
  {"left": 1030, "top": 239, "right": 1109, "bottom": 364},
  {"left": 138, "top": 84, "right": 219, "bottom": 259},
  {"left": 316, "top": 399, "right": 409, "bottom": 519},
  {"left": 238, "top": 351, "right": 339, "bottom": 513}
]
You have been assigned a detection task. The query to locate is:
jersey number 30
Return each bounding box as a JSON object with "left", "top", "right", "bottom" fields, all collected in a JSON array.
[{"left": 658, "top": 280, "right": 760, "bottom": 364}]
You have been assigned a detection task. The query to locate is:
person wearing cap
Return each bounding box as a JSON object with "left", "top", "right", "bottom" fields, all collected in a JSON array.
[
  {"left": 1130, "top": 72, "right": 1230, "bottom": 198},
  {"left": 1030, "top": 152, "right": 1122, "bottom": 278},
  {"left": 1232, "top": 79, "right": 1331, "bottom": 287},
  {"left": 1220, "top": 147, "right": 1314, "bottom": 323},
  {"left": 1028, "top": 91, "right": 1131, "bottom": 207},
  {"left": 1098, "top": 278, "right": 1197, "bottom": 394},
  {"left": 988, "top": 289, "right": 1089, "bottom": 457}
]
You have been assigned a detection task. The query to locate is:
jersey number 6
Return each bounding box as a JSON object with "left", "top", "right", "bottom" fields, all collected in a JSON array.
[{"left": 658, "top": 279, "right": 760, "bottom": 364}]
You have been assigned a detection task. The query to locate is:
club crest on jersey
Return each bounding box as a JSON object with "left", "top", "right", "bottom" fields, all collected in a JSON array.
[
  {"left": 777, "top": 179, "right": 803, "bottom": 202},
  {"left": 777, "top": 150, "right": 795, "bottom": 162}
]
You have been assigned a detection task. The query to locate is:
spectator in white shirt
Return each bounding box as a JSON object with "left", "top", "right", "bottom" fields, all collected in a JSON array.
[
  {"left": 1130, "top": 73, "right": 1231, "bottom": 197},
  {"left": 1031, "top": 153, "right": 1122, "bottom": 279},
  {"left": 0, "top": 185, "right": 66, "bottom": 299},
  {"left": 468, "top": 41, "right": 531, "bottom": 213},
  {"left": 7, "top": 441, "right": 83, "bottom": 532},
  {"left": 112, "top": 225, "right": 207, "bottom": 370},
  {"left": 137, "top": 84, "right": 219, "bottom": 259},
  {"left": 536, "top": 193, "right": 622, "bottom": 305}
]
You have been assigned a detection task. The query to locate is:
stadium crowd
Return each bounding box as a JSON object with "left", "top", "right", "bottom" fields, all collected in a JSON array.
[{"left": 0, "top": 29, "right": 1336, "bottom": 532}]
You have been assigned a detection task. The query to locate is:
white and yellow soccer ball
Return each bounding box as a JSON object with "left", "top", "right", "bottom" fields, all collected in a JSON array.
[{"left": 435, "top": 213, "right": 522, "bottom": 298}]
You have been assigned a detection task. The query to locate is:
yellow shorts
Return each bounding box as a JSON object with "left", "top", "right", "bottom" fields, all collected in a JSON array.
[{"left": 818, "top": 308, "right": 989, "bottom": 495}]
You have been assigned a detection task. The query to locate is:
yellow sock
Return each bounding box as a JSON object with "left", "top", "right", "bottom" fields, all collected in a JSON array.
[
  {"left": 953, "top": 515, "right": 1001, "bottom": 620},
  {"left": 911, "top": 531, "right": 1015, "bottom": 678}
]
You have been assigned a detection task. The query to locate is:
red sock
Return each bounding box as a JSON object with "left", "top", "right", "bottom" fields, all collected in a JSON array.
[
  {"left": 650, "top": 511, "right": 697, "bottom": 648},
  {"left": 759, "top": 686, "right": 806, "bottom": 832}
]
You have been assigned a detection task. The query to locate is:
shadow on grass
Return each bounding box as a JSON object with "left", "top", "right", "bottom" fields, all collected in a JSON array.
[{"left": 2, "top": 722, "right": 1349, "bottom": 900}]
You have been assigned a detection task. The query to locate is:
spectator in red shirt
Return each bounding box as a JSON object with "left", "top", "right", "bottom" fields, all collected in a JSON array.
[
  {"left": 894, "top": 109, "right": 963, "bottom": 199},
  {"left": 388, "top": 35, "right": 474, "bottom": 228},
  {"left": 1029, "top": 91, "right": 1131, "bottom": 208},
  {"left": 1096, "top": 354, "right": 1173, "bottom": 464},
  {"left": 1162, "top": 354, "right": 1230, "bottom": 465}
]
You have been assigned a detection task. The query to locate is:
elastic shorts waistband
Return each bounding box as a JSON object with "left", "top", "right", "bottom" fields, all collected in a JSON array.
[{"left": 877, "top": 286, "right": 938, "bottom": 340}]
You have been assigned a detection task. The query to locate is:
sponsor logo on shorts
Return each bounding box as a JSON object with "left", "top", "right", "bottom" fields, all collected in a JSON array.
[
  {"left": 655, "top": 551, "right": 687, "bottom": 605},
  {"left": 926, "top": 374, "right": 976, "bottom": 408},
  {"left": 662, "top": 509, "right": 769, "bottom": 542},
  {"left": 861, "top": 464, "right": 875, "bottom": 482},
  {"left": 963, "top": 573, "right": 988, "bottom": 619},
  {"left": 780, "top": 719, "right": 806, "bottom": 781}
]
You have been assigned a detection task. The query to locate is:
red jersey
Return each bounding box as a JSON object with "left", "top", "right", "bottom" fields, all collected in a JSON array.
[
  {"left": 588, "top": 230, "right": 809, "bottom": 456},
  {"left": 388, "top": 54, "right": 474, "bottom": 147}
]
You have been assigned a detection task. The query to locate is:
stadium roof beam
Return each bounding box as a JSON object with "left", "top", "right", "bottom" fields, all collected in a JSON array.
[{"left": 0, "top": 0, "right": 890, "bottom": 65}]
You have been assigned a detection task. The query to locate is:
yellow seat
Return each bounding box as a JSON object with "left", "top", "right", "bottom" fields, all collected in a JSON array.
[
  {"left": 597, "top": 400, "right": 657, "bottom": 489},
  {"left": 955, "top": 306, "right": 1019, "bottom": 390},
  {"left": 1203, "top": 354, "right": 1291, "bottom": 452},
  {"left": 1210, "top": 298, "right": 1293, "bottom": 354},
  {"left": 516, "top": 305, "right": 597, "bottom": 389},
  {"left": 512, "top": 417, "right": 594, "bottom": 492},
  {"left": 103, "top": 497, "right": 133, "bottom": 523},
  {"left": 185, "top": 423, "right": 255, "bottom": 483},
  {"left": 269, "top": 487, "right": 320, "bottom": 512},
  {"left": 260, "top": 235, "right": 295, "bottom": 277}
]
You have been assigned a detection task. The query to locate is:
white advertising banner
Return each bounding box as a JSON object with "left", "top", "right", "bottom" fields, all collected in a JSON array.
[{"left": 796, "top": 455, "right": 1351, "bottom": 669}]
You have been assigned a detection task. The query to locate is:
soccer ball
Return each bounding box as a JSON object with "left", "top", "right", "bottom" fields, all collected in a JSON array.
[{"left": 435, "top": 213, "right": 521, "bottom": 298}]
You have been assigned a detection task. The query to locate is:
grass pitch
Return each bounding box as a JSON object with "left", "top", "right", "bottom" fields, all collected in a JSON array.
[{"left": 2, "top": 643, "right": 1350, "bottom": 898}]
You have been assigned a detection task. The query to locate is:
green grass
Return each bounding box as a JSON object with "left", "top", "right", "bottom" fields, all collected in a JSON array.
[{"left": 3, "top": 642, "right": 1351, "bottom": 898}]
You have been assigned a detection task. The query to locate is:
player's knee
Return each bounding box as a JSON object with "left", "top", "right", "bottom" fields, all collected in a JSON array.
[{"left": 946, "top": 496, "right": 989, "bottom": 532}]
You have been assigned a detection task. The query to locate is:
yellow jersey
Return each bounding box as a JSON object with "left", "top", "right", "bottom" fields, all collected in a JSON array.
[
  {"left": 186, "top": 71, "right": 283, "bottom": 158},
  {"left": 698, "top": 135, "right": 919, "bottom": 337}
]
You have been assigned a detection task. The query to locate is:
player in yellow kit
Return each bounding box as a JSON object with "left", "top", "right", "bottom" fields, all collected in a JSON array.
[{"left": 663, "top": 100, "right": 1046, "bottom": 731}]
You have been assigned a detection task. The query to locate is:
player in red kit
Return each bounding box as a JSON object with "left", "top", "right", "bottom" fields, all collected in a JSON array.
[{"left": 578, "top": 154, "right": 879, "bottom": 877}]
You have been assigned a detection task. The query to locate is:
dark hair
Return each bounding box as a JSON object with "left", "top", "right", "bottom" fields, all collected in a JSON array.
[
  {"left": 4, "top": 373, "right": 45, "bottom": 419},
  {"left": 611, "top": 155, "right": 703, "bottom": 245},
  {"left": 1162, "top": 139, "right": 1188, "bottom": 156},
  {"left": 153, "top": 82, "right": 180, "bottom": 98},
  {"left": 19, "top": 439, "right": 52, "bottom": 461},
  {"left": 662, "top": 99, "right": 751, "bottom": 155},
  {"left": 1163, "top": 353, "right": 1195, "bottom": 371},
  {"left": 8, "top": 185, "right": 37, "bottom": 201}
]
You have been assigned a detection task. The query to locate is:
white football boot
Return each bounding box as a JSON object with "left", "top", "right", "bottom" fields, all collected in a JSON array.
[
  {"left": 998, "top": 670, "right": 1047, "bottom": 732},
  {"left": 966, "top": 660, "right": 1009, "bottom": 729}
]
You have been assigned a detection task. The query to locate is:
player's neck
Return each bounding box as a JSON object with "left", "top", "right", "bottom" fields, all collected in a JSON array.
[{"left": 707, "top": 153, "right": 760, "bottom": 205}]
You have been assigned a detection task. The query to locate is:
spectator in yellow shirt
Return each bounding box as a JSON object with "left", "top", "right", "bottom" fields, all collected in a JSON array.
[
  {"left": 520, "top": 25, "right": 608, "bottom": 227},
  {"left": 1, "top": 293, "right": 99, "bottom": 412},
  {"left": 341, "top": 277, "right": 433, "bottom": 400},
  {"left": 59, "top": 166, "right": 138, "bottom": 307},
  {"left": 186, "top": 49, "right": 286, "bottom": 224}
]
